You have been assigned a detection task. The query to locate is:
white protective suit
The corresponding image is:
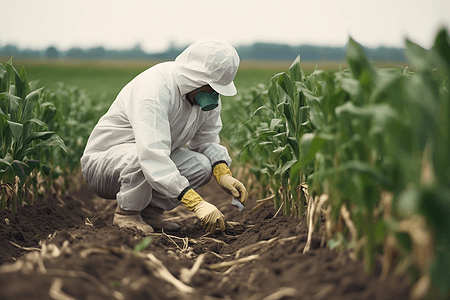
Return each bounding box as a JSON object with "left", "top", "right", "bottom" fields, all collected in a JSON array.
[{"left": 80, "top": 37, "right": 239, "bottom": 211}]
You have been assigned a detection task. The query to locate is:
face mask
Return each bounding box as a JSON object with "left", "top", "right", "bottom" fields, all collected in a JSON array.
[{"left": 194, "top": 90, "right": 219, "bottom": 111}]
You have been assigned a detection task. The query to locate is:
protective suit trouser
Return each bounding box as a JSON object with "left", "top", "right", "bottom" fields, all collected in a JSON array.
[{"left": 81, "top": 144, "right": 212, "bottom": 211}]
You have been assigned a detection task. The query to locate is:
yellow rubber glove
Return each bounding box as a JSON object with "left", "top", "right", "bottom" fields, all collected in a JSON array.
[
  {"left": 180, "top": 188, "right": 225, "bottom": 233},
  {"left": 213, "top": 163, "right": 248, "bottom": 205}
]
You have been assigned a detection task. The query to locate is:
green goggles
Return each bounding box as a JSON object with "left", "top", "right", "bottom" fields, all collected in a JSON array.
[{"left": 194, "top": 89, "right": 219, "bottom": 111}]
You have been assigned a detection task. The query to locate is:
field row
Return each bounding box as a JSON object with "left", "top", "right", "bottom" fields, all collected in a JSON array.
[{"left": 223, "top": 29, "right": 450, "bottom": 299}]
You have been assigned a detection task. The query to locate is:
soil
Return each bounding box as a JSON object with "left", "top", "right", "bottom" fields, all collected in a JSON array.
[{"left": 0, "top": 178, "right": 411, "bottom": 300}]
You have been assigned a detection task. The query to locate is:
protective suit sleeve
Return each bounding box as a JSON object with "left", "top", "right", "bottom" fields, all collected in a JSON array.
[
  {"left": 130, "top": 95, "right": 189, "bottom": 199},
  {"left": 186, "top": 100, "right": 232, "bottom": 166}
]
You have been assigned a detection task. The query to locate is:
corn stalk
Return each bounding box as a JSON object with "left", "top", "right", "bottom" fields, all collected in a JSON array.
[{"left": 0, "top": 58, "right": 67, "bottom": 211}]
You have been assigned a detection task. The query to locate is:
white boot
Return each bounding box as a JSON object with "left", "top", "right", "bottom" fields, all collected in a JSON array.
[
  {"left": 113, "top": 205, "right": 154, "bottom": 235},
  {"left": 141, "top": 206, "right": 180, "bottom": 231}
]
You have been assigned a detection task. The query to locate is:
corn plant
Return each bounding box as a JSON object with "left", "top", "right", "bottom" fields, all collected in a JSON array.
[
  {"left": 39, "top": 83, "right": 110, "bottom": 183},
  {"left": 220, "top": 84, "right": 269, "bottom": 197},
  {"left": 0, "top": 58, "right": 67, "bottom": 211},
  {"left": 225, "top": 28, "right": 450, "bottom": 298},
  {"left": 292, "top": 29, "right": 449, "bottom": 297},
  {"left": 228, "top": 57, "right": 318, "bottom": 216},
  {"left": 393, "top": 29, "right": 450, "bottom": 299}
]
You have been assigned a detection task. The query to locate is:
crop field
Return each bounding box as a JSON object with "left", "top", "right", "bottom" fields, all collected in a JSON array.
[
  {"left": 11, "top": 58, "right": 406, "bottom": 102},
  {"left": 0, "top": 29, "right": 448, "bottom": 300},
  {"left": 9, "top": 59, "right": 295, "bottom": 103}
]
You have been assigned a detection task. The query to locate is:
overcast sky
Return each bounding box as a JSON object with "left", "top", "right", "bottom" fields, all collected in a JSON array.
[{"left": 2, "top": 0, "right": 449, "bottom": 53}]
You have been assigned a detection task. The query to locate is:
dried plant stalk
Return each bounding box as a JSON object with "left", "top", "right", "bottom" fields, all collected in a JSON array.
[
  {"left": 180, "top": 253, "right": 206, "bottom": 284},
  {"left": 209, "top": 254, "right": 259, "bottom": 270},
  {"left": 304, "top": 194, "right": 328, "bottom": 253},
  {"left": 143, "top": 253, "right": 195, "bottom": 294}
]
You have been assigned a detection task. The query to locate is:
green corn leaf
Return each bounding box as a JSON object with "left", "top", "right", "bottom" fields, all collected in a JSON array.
[
  {"left": 435, "top": 252, "right": 450, "bottom": 300},
  {"left": 405, "top": 39, "right": 431, "bottom": 71},
  {"left": 28, "top": 79, "right": 39, "bottom": 92},
  {"left": 133, "top": 237, "right": 153, "bottom": 255},
  {"left": 11, "top": 160, "right": 27, "bottom": 183},
  {"left": 22, "top": 131, "right": 56, "bottom": 146},
  {"left": 14, "top": 148, "right": 37, "bottom": 161},
  {"left": 25, "top": 118, "right": 49, "bottom": 128},
  {"left": 302, "top": 133, "right": 327, "bottom": 161},
  {"left": 290, "top": 133, "right": 327, "bottom": 182},
  {"left": 0, "top": 108, "right": 7, "bottom": 124},
  {"left": 0, "top": 92, "right": 21, "bottom": 117},
  {"left": 282, "top": 102, "right": 297, "bottom": 134},
  {"left": 258, "top": 141, "right": 274, "bottom": 147},
  {"left": 260, "top": 167, "right": 270, "bottom": 175},
  {"left": 7, "top": 121, "right": 23, "bottom": 142},
  {"left": 263, "top": 163, "right": 277, "bottom": 175},
  {"left": 337, "top": 160, "right": 391, "bottom": 189},
  {"left": 335, "top": 100, "right": 371, "bottom": 118},
  {"left": 269, "top": 118, "right": 283, "bottom": 130},
  {"left": 4, "top": 59, "right": 14, "bottom": 95},
  {"left": 277, "top": 72, "right": 294, "bottom": 100},
  {"left": 346, "top": 37, "right": 377, "bottom": 87},
  {"left": 369, "top": 70, "right": 403, "bottom": 104},
  {"left": 40, "top": 164, "right": 51, "bottom": 176},
  {"left": 51, "top": 167, "right": 63, "bottom": 179},
  {"left": 22, "top": 118, "right": 50, "bottom": 145},
  {"left": 298, "top": 106, "right": 309, "bottom": 127},
  {"left": 0, "top": 64, "right": 7, "bottom": 93},
  {"left": 418, "top": 187, "right": 450, "bottom": 298},
  {"left": 26, "top": 159, "right": 39, "bottom": 172},
  {"left": 249, "top": 106, "right": 274, "bottom": 120},
  {"left": 433, "top": 28, "right": 450, "bottom": 73},
  {"left": 273, "top": 146, "right": 287, "bottom": 154},
  {"left": 268, "top": 80, "right": 279, "bottom": 107},
  {"left": 289, "top": 55, "right": 302, "bottom": 82},
  {"left": 2, "top": 153, "right": 13, "bottom": 164},
  {"left": 15, "top": 67, "right": 28, "bottom": 100},
  {"left": 274, "top": 132, "right": 287, "bottom": 140},
  {"left": 0, "top": 158, "right": 12, "bottom": 169},
  {"left": 298, "top": 84, "right": 320, "bottom": 102},
  {"left": 254, "top": 130, "right": 278, "bottom": 140},
  {"left": 418, "top": 187, "right": 450, "bottom": 243},
  {"left": 369, "top": 105, "right": 400, "bottom": 136},
  {"left": 15, "top": 132, "right": 65, "bottom": 160},
  {"left": 39, "top": 135, "right": 68, "bottom": 154},
  {"left": 0, "top": 92, "right": 21, "bottom": 104},
  {"left": 11, "top": 159, "right": 39, "bottom": 186},
  {"left": 307, "top": 98, "right": 326, "bottom": 131},
  {"left": 275, "top": 88, "right": 290, "bottom": 109},
  {"left": 276, "top": 159, "right": 297, "bottom": 177},
  {"left": 39, "top": 102, "right": 57, "bottom": 124},
  {"left": 430, "top": 248, "right": 450, "bottom": 298},
  {"left": 287, "top": 137, "right": 299, "bottom": 160},
  {"left": 340, "top": 77, "right": 362, "bottom": 99},
  {"left": 0, "top": 154, "right": 14, "bottom": 182},
  {"left": 395, "top": 232, "right": 413, "bottom": 252},
  {"left": 22, "top": 88, "right": 43, "bottom": 123}
]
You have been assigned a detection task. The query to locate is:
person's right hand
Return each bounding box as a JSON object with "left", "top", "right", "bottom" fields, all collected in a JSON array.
[
  {"left": 180, "top": 188, "right": 225, "bottom": 234},
  {"left": 192, "top": 201, "right": 225, "bottom": 233}
]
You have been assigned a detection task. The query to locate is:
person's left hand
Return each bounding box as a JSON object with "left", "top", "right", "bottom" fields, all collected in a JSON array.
[{"left": 218, "top": 174, "right": 248, "bottom": 205}]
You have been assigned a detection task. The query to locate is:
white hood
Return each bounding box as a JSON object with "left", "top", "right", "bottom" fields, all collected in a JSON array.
[{"left": 173, "top": 37, "right": 240, "bottom": 96}]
